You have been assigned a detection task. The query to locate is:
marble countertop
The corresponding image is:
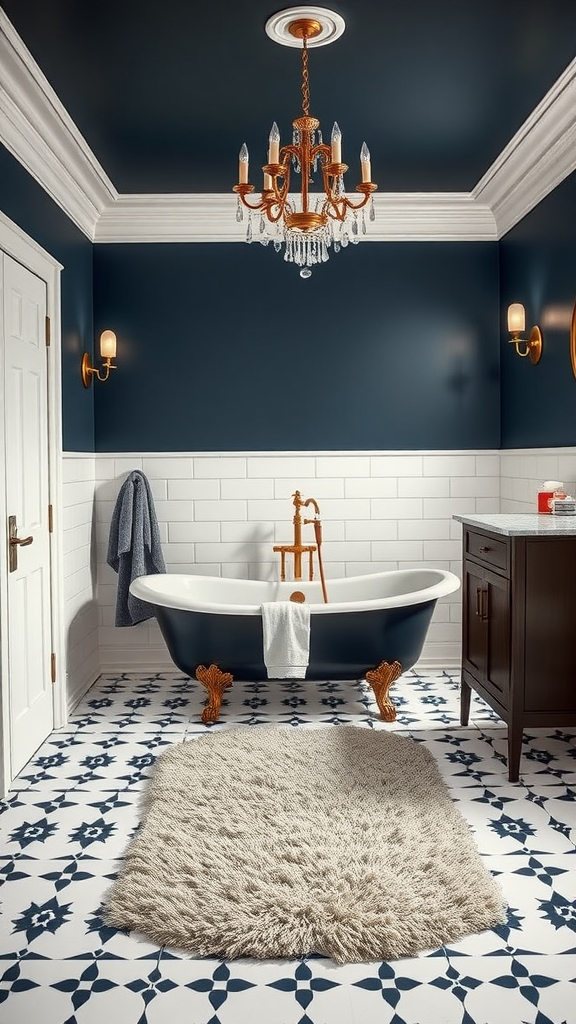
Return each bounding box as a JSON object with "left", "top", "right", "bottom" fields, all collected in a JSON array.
[{"left": 453, "top": 513, "right": 576, "bottom": 536}]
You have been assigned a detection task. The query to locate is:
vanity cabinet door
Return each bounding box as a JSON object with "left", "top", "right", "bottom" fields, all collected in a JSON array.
[
  {"left": 463, "top": 559, "right": 510, "bottom": 702},
  {"left": 483, "top": 567, "right": 510, "bottom": 699},
  {"left": 463, "top": 561, "right": 486, "bottom": 681}
]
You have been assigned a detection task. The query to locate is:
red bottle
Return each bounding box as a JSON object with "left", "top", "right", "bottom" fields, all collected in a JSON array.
[{"left": 538, "top": 480, "right": 564, "bottom": 514}]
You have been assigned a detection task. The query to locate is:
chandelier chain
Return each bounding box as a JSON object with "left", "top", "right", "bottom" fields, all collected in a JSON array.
[{"left": 301, "top": 38, "right": 310, "bottom": 116}]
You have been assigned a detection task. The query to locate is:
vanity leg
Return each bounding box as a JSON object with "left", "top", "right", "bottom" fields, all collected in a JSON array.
[
  {"left": 460, "top": 679, "right": 471, "bottom": 726},
  {"left": 365, "top": 660, "right": 402, "bottom": 722},
  {"left": 195, "top": 664, "right": 234, "bottom": 724},
  {"left": 507, "top": 719, "right": 523, "bottom": 783}
]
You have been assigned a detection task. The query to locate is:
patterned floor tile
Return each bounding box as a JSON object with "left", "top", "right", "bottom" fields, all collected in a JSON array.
[
  {"left": 0, "top": 788, "right": 141, "bottom": 861},
  {"left": 0, "top": 857, "right": 166, "bottom": 962},
  {"left": 9, "top": 734, "right": 179, "bottom": 793},
  {"left": 1, "top": 669, "right": 575, "bottom": 1024},
  {"left": 457, "top": 785, "right": 576, "bottom": 856}
]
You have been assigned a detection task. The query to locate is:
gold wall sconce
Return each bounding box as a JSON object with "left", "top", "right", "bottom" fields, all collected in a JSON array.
[
  {"left": 81, "top": 330, "right": 117, "bottom": 387},
  {"left": 507, "top": 303, "right": 543, "bottom": 364}
]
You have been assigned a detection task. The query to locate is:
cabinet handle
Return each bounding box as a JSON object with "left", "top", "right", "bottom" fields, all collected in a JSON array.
[
  {"left": 480, "top": 587, "right": 489, "bottom": 622},
  {"left": 479, "top": 545, "right": 490, "bottom": 553},
  {"left": 475, "top": 587, "right": 482, "bottom": 617}
]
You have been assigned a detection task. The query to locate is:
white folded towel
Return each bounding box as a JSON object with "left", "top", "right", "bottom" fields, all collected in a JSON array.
[{"left": 261, "top": 601, "right": 311, "bottom": 679}]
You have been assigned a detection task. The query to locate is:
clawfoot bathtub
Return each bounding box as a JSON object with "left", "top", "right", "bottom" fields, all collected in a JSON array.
[{"left": 130, "top": 568, "right": 460, "bottom": 723}]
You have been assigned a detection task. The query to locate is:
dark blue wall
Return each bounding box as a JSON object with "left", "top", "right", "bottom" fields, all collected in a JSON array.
[
  {"left": 0, "top": 144, "right": 94, "bottom": 451},
  {"left": 9, "top": 127, "right": 576, "bottom": 455},
  {"left": 500, "top": 170, "right": 576, "bottom": 448},
  {"left": 93, "top": 240, "right": 500, "bottom": 451}
]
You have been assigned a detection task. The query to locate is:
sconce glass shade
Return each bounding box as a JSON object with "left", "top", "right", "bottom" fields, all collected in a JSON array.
[
  {"left": 100, "top": 329, "right": 117, "bottom": 359},
  {"left": 81, "top": 329, "right": 118, "bottom": 387},
  {"left": 507, "top": 303, "right": 525, "bottom": 335}
]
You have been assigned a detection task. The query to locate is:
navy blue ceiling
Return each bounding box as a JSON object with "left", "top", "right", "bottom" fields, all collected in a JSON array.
[{"left": 3, "top": 0, "right": 576, "bottom": 195}]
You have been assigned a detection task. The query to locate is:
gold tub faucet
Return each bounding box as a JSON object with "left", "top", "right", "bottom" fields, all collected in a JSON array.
[{"left": 273, "top": 490, "right": 320, "bottom": 582}]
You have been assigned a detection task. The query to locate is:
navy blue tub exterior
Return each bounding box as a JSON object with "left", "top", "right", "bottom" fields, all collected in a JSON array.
[{"left": 151, "top": 600, "right": 437, "bottom": 682}]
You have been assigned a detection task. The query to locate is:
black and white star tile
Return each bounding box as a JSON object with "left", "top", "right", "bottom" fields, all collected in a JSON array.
[{"left": 1, "top": 669, "right": 575, "bottom": 1024}]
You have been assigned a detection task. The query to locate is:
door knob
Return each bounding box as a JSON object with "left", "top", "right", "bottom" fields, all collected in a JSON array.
[{"left": 8, "top": 515, "right": 34, "bottom": 572}]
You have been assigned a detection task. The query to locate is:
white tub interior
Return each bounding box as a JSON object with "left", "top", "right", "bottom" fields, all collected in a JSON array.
[{"left": 130, "top": 568, "right": 460, "bottom": 616}]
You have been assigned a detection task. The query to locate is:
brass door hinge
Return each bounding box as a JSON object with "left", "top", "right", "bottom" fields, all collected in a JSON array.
[
  {"left": 51, "top": 653, "right": 56, "bottom": 684},
  {"left": 45, "top": 315, "right": 51, "bottom": 347},
  {"left": 48, "top": 504, "right": 53, "bottom": 533}
]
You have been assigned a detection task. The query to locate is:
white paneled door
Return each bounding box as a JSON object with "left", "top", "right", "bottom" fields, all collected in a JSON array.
[{"left": 2, "top": 252, "right": 53, "bottom": 778}]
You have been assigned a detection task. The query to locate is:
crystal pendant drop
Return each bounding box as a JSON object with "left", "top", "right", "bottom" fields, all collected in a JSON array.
[
  {"left": 292, "top": 129, "right": 301, "bottom": 173},
  {"left": 236, "top": 198, "right": 243, "bottom": 223},
  {"left": 361, "top": 209, "right": 367, "bottom": 235},
  {"left": 369, "top": 196, "right": 376, "bottom": 222},
  {"left": 300, "top": 268, "right": 312, "bottom": 278},
  {"left": 274, "top": 239, "right": 282, "bottom": 253},
  {"left": 246, "top": 216, "right": 253, "bottom": 244},
  {"left": 351, "top": 215, "right": 358, "bottom": 236},
  {"left": 259, "top": 214, "right": 266, "bottom": 234}
]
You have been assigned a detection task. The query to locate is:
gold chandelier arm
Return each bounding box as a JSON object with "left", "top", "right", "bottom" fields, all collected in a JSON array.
[
  {"left": 263, "top": 163, "right": 291, "bottom": 207},
  {"left": 234, "top": 182, "right": 292, "bottom": 223},
  {"left": 232, "top": 186, "right": 271, "bottom": 212},
  {"left": 322, "top": 181, "right": 377, "bottom": 222},
  {"left": 310, "top": 143, "right": 332, "bottom": 164},
  {"left": 279, "top": 146, "right": 300, "bottom": 165}
]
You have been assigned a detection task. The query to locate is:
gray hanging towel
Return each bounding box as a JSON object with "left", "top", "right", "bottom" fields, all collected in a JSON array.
[{"left": 107, "top": 470, "right": 166, "bottom": 626}]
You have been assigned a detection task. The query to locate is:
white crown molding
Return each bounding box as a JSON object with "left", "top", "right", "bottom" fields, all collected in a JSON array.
[
  {"left": 474, "top": 54, "right": 576, "bottom": 237},
  {"left": 94, "top": 191, "right": 497, "bottom": 243},
  {"left": 0, "top": 7, "right": 573, "bottom": 244},
  {"left": 0, "top": 10, "right": 116, "bottom": 239}
]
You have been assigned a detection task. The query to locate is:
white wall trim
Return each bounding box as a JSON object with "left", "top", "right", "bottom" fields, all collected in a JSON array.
[
  {"left": 93, "top": 192, "right": 498, "bottom": 243},
  {"left": 416, "top": 650, "right": 461, "bottom": 673},
  {"left": 0, "top": 10, "right": 116, "bottom": 240},
  {"left": 1, "top": 8, "right": 573, "bottom": 244},
  {"left": 474, "top": 54, "right": 576, "bottom": 238},
  {"left": 97, "top": 647, "right": 462, "bottom": 677},
  {"left": 67, "top": 665, "right": 102, "bottom": 716},
  {"left": 98, "top": 647, "right": 177, "bottom": 674}
]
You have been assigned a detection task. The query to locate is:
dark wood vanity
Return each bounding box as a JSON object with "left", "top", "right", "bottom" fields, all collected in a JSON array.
[{"left": 454, "top": 514, "right": 576, "bottom": 782}]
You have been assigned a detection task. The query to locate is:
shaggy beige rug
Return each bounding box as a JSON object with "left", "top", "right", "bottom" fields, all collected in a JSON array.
[{"left": 103, "top": 725, "right": 506, "bottom": 963}]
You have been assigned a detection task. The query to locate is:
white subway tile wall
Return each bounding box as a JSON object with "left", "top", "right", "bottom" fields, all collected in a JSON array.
[
  {"left": 90, "top": 451, "right": 500, "bottom": 680},
  {"left": 61, "top": 455, "right": 99, "bottom": 711},
  {"left": 60, "top": 448, "right": 576, "bottom": 713},
  {"left": 500, "top": 450, "right": 576, "bottom": 512}
]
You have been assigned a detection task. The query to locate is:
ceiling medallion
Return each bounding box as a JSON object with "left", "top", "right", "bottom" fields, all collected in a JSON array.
[{"left": 233, "top": 6, "right": 377, "bottom": 278}]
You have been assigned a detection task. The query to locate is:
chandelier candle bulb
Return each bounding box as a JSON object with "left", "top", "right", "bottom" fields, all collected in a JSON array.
[
  {"left": 331, "top": 121, "right": 342, "bottom": 163},
  {"left": 238, "top": 143, "right": 249, "bottom": 184},
  {"left": 360, "top": 142, "right": 371, "bottom": 182},
  {"left": 268, "top": 122, "right": 280, "bottom": 163}
]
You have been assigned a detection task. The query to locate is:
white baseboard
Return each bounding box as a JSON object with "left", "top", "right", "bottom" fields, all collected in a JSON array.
[
  {"left": 98, "top": 645, "right": 179, "bottom": 675},
  {"left": 98, "top": 644, "right": 462, "bottom": 679},
  {"left": 414, "top": 641, "right": 461, "bottom": 675},
  {"left": 66, "top": 661, "right": 101, "bottom": 715}
]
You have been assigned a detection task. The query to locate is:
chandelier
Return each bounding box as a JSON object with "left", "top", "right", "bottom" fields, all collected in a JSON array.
[{"left": 233, "top": 7, "right": 377, "bottom": 278}]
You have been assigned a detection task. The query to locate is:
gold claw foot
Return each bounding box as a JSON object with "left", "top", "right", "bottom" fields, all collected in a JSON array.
[
  {"left": 195, "top": 664, "right": 234, "bottom": 724},
  {"left": 365, "top": 660, "right": 403, "bottom": 722}
]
